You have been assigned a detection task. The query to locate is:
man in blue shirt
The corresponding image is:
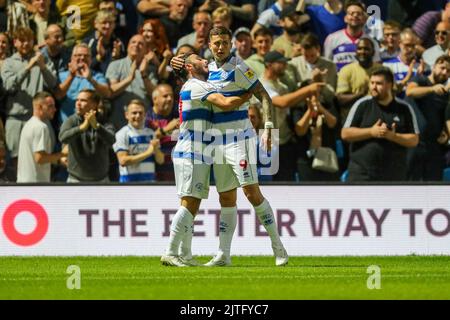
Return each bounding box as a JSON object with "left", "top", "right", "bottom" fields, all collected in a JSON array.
[{"left": 54, "top": 43, "right": 111, "bottom": 125}]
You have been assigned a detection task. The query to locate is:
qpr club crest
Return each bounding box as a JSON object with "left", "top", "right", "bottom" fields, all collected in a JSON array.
[{"left": 239, "top": 159, "right": 248, "bottom": 171}]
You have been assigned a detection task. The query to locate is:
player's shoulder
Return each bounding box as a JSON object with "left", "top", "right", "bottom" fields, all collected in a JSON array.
[
  {"left": 182, "top": 78, "right": 203, "bottom": 91},
  {"left": 184, "top": 78, "right": 216, "bottom": 98},
  {"left": 208, "top": 60, "right": 219, "bottom": 71},
  {"left": 181, "top": 78, "right": 195, "bottom": 90},
  {"left": 232, "top": 55, "right": 247, "bottom": 68},
  {"left": 233, "top": 55, "right": 254, "bottom": 75},
  {"left": 192, "top": 77, "right": 216, "bottom": 91}
]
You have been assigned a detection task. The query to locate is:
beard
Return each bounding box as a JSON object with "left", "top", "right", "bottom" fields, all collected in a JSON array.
[
  {"left": 196, "top": 66, "right": 209, "bottom": 78},
  {"left": 356, "top": 56, "right": 372, "bottom": 68},
  {"left": 434, "top": 73, "right": 448, "bottom": 84}
]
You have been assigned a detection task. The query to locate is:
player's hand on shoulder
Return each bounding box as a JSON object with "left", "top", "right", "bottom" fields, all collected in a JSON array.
[{"left": 170, "top": 55, "right": 185, "bottom": 71}]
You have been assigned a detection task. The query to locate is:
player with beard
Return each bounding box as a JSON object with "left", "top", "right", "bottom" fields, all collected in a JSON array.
[
  {"left": 405, "top": 55, "right": 450, "bottom": 181},
  {"left": 172, "top": 26, "right": 290, "bottom": 267},
  {"left": 161, "top": 53, "right": 252, "bottom": 266},
  {"left": 342, "top": 67, "right": 419, "bottom": 181}
]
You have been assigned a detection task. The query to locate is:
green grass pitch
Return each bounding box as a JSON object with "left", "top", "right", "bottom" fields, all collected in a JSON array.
[{"left": 0, "top": 256, "right": 449, "bottom": 299}]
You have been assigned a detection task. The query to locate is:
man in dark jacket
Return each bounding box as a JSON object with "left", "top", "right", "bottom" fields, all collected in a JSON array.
[{"left": 59, "top": 89, "right": 115, "bottom": 182}]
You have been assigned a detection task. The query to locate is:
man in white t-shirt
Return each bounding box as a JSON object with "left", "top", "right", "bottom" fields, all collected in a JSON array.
[{"left": 17, "top": 92, "right": 67, "bottom": 182}]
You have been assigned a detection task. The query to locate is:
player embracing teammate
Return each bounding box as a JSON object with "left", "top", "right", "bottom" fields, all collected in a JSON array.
[{"left": 162, "top": 27, "right": 288, "bottom": 267}]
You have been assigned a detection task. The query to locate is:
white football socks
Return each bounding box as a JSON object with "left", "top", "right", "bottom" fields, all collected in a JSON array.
[
  {"left": 217, "top": 206, "right": 237, "bottom": 258},
  {"left": 254, "top": 199, "right": 282, "bottom": 247},
  {"left": 179, "top": 222, "right": 194, "bottom": 260},
  {"left": 166, "top": 206, "right": 194, "bottom": 256}
]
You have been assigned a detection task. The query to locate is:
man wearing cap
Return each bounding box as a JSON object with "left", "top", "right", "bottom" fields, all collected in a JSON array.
[
  {"left": 260, "top": 50, "right": 325, "bottom": 181},
  {"left": 413, "top": 0, "right": 450, "bottom": 50},
  {"left": 232, "top": 27, "right": 254, "bottom": 60},
  {"left": 271, "top": 4, "right": 304, "bottom": 58}
]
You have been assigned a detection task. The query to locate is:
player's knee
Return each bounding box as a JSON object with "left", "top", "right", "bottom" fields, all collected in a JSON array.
[
  {"left": 219, "top": 190, "right": 237, "bottom": 207},
  {"left": 181, "top": 197, "right": 201, "bottom": 216},
  {"left": 243, "top": 184, "right": 264, "bottom": 206}
]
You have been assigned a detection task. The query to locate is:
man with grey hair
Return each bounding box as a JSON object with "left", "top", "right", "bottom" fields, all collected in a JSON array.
[
  {"left": 383, "top": 28, "right": 427, "bottom": 96},
  {"left": 54, "top": 43, "right": 111, "bottom": 124},
  {"left": 106, "top": 34, "right": 158, "bottom": 130},
  {"left": 83, "top": 9, "right": 124, "bottom": 74},
  {"left": 40, "top": 24, "right": 71, "bottom": 79},
  {"left": 177, "top": 11, "right": 213, "bottom": 60},
  {"left": 160, "top": 0, "right": 191, "bottom": 50}
]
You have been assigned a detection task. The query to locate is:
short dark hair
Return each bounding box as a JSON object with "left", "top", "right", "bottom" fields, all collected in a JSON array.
[
  {"left": 254, "top": 26, "right": 273, "bottom": 40},
  {"left": 183, "top": 52, "right": 197, "bottom": 65},
  {"left": 209, "top": 26, "right": 232, "bottom": 41},
  {"left": 357, "top": 36, "right": 375, "bottom": 51},
  {"left": 300, "top": 33, "right": 320, "bottom": 49},
  {"left": 79, "top": 89, "right": 101, "bottom": 106},
  {"left": 344, "top": 0, "right": 366, "bottom": 12},
  {"left": 371, "top": 67, "right": 394, "bottom": 84},
  {"left": 175, "top": 44, "right": 197, "bottom": 56},
  {"left": 435, "top": 54, "right": 450, "bottom": 66}
]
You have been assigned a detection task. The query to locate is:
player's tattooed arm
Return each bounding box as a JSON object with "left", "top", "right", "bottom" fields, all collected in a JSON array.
[
  {"left": 251, "top": 81, "right": 272, "bottom": 124},
  {"left": 251, "top": 82, "right": 273, "bottom": 152}
]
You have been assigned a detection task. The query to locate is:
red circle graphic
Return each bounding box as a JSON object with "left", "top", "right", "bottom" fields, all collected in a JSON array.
[{"left": 2, "top": 199, "right": 49, "bottom": 246}]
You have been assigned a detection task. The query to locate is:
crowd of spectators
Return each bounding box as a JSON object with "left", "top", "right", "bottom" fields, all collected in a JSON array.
[{"left": 1, "top": 0, "right": 450, "bottom": 183}]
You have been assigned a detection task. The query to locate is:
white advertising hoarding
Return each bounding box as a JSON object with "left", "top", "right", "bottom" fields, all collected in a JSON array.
[{"left": 0, "top": 185, "right": 449, "bottom": 256}]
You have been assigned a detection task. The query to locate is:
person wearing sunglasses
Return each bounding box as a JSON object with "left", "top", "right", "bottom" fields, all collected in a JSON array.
[{"left": 423, "top": 21, "right": 450, "bottom": 67}]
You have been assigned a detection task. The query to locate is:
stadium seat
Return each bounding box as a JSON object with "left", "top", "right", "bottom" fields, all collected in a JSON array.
[
  {"left": 335, "top": 139, "right": 345, "bottom": 160},
  {"left": 443, "top": 168, "right": 450, "bottom": 181},
  {"left": 340, "top": 170, "right": 349, "bottom": 182}
]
